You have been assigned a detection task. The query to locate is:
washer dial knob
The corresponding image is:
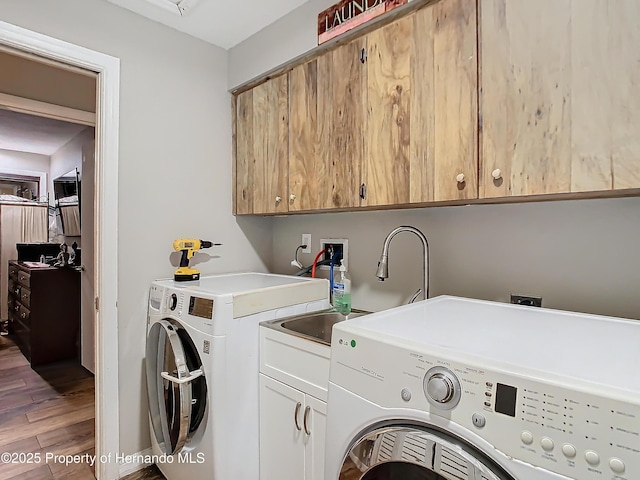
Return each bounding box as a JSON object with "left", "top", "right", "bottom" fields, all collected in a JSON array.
[{"left": 423, "top": 366, "right": 462, "bottom": 410}]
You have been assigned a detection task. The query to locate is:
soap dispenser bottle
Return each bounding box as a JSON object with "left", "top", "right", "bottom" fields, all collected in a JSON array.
[{"left": 332, "top": 259, "right": 352, "bottom": 315}]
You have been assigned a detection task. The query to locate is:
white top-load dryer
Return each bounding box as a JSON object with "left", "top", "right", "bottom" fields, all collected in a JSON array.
[
  {"left": 146, "top": 272, "right": 331, "bottom": 480},
  {"left": 325, "top": 295, "right": 640, "bottom": 480}
]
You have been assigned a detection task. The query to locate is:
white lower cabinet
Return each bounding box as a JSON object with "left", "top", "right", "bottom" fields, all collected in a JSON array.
[
  {"left": 259, "top": 324, "right": 331, "bottom": 480},
  {"left": 259, "top": 374, "right": 327, "bottom": 480}
]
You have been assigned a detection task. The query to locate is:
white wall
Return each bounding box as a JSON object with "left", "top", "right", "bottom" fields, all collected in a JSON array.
[
  {"left": 270, "top": 198, "right": 640, "bottom": 320},
  {"left": 0, "top": 149, "right": 49, "bottom": 198},
  {"left": 228, "top": 0, "right": 335, "bottom": 88},
  {"left": 1, "top": 0, "right": 273, "bottom": 457},
  {"left": 49, "top": 127, "right": 94, "bottom": 202},
  {"left": 229, "top": 0, "right": 640, "bottom": 321}
]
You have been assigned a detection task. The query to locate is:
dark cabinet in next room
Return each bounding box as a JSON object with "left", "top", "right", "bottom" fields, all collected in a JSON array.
[{"left": 8, "top": 260, "right": 80, "bottom": 367}]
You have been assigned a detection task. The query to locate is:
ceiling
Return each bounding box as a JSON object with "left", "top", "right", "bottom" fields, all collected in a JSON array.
[
  {"left": 103, "top": 0, "right": 311, "bottom": 49},
  {"left": 0, "top": 109, "right": 89, "bottom": 156}
]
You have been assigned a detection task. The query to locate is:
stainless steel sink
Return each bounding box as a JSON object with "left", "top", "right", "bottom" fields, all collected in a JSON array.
[{"left": 264, "top": 309, "right": 370, "bottom": 346}]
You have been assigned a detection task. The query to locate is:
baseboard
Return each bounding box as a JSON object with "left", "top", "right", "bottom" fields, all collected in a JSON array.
[{"left": 118, "top": 448, "right": 153, "bottom": 478}]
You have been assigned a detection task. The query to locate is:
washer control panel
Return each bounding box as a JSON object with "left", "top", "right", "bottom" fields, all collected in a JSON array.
[{"left": 331, "top": 332, "right": 640, "bottom": 480}]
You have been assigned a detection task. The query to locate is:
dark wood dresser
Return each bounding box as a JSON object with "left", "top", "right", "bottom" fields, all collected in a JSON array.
[{"left": 8, "top": 260, "right": 80, "bottom": 366}]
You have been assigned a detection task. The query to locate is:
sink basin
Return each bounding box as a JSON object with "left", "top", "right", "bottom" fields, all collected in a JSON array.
[{"left": 266, "top": 309, "right": 370, "bottom": 345}]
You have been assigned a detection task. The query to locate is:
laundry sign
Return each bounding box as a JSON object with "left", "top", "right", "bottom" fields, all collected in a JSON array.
[{"left": 317, "top": 0, "right": 408, "bottom": 44}]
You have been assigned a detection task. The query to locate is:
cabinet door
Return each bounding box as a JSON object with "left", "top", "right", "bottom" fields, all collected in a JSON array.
[
  {"left": 259, "top": 375, "right": 305, "bottom": 480},
  {"left": 480, "top": 0, "right": 572, "bottom": 198},
  {"left": 304, "top": 395, "right": 327, "bottom": 480},
  {"left": 289, "top": 60, "right": 320, "bottom": 212},
  {"left": 571, "top": 1, "right": 640, "bottom": 191},
  {"left": 481, "top": 0, "right": 640, "bottom": 198},
  {"left": 235, "top": 75, "right": 289, "bottom": 214},
  {"left": 362, "top": 16, "right": 412, "bottom": 206},
  {"left": 363, "top": 0, "right": 478, "bottom": 207},
  {"left": 289, "top": 37, "right": 367, "bottom": 212},
  {"left": 428, "top": 0, "right": 478, "bottom": 201}
]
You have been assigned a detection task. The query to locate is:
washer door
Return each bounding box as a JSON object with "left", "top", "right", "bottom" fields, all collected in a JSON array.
[
  {"left": 340, "top": 426, "right": 515, "bottom": 480},
  {"left": 146, "top": 319, "right": 208, "bottom": 455}
]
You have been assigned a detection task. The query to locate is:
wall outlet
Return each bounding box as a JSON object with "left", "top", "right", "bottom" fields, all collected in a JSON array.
[
  {"left": 301, "top": 234, "right": 311, "bottom": 254},
  {"left": 320, "top": 238, "right": 348, "bottom": 270},
  {"left": 510, "top": 294, "right": 542, "bottom": 307}
]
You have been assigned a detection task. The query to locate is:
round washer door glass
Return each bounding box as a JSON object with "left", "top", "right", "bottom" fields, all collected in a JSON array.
[
  {"left": 146, "top": 319, "right": 208, "bottom": 455},
  {"left": 340, "top": 426, "right": 514, "bottom": 480}
]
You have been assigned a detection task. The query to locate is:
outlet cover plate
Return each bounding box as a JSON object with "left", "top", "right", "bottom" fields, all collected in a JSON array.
[
  {"left": 510, "top": 294, "right": 542, "bottom": 307},
  {"left": 301, "top": 234, "right": 311, "bottom": 254}
]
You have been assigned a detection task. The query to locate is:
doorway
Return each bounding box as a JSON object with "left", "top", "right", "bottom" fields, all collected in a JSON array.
[{"left": 0, "top": 20, "right": 120, "bottom": 480}]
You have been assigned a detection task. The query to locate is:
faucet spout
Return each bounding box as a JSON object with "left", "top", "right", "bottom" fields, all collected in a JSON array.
[{"left": 375, "top": 226, "right": 429, "bottom": 301}]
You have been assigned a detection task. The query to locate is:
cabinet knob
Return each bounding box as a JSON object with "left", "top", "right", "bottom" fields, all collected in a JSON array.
[
  {"left": 456, "top": 173, "right": 465, "bottom": 183},
  {"left": 275, "top": 196, "right": 282, "bottom": 204},
  {"left": 492, "top": 168, "right": 502, "bottom": 180},
  {"left": 289, "top": 194, "right": 296, "bottom": 201},
  {"left": 21, "top": 312, "right": 26, "bottom": 319}
]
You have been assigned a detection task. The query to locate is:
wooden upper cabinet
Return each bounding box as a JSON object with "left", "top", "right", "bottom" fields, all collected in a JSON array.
[
  {"left": 480, "top": 0, "right": 640, "bottom": 198},
  {"left": 362, "top": 0, "right": 478, "bottom": 207},
  {"left": 235, "top": 74, "right": 289, "bottom": 214},
  {"left": 289, "top": 39, "right": 365, "bottom": 211},
  {"left": 234, "top": 0, "right": 640, "bottom": 215}
]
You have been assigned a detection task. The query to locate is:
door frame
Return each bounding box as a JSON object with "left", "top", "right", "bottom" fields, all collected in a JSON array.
[{"left": 0, "top": 21, "right": 120, "bottom": 480}]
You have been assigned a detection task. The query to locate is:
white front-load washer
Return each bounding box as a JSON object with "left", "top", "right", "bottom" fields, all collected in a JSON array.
[
  {"left": 325, "top": 296, "right": 640, "bottom": 480},
  {"left": 146, "top": 272, "right": 331, "bottom": 480}
]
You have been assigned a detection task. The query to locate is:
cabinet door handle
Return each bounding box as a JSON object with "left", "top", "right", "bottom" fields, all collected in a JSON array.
[
  {"left": 492, "top": 168, "right": 502, "bottom": 180},
  {"left": 303, "top": 405, "right": 311, "bottom": 435},
  {"left": 275, "top": 196, "right": 282, "bottom": 204},
  {"left": 294, "top": 402, "right": 302, "bottom": 431}
]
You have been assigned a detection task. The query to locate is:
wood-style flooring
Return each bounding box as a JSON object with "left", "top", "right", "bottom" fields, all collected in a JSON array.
[{"left": 0, "top": 334, "right": 166, "bottom": 480}]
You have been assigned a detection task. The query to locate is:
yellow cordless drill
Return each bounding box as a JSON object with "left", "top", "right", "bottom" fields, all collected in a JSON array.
[{"left": 173, "top": 239, "right": 221, "bottom": 281}]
